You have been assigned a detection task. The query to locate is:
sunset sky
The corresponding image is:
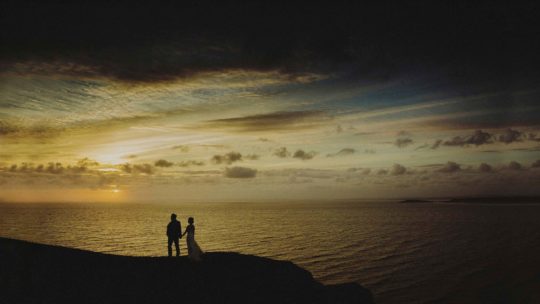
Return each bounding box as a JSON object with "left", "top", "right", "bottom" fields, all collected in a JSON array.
[{"left": 1, "top": 2, "right": 539, "bottom": 202}]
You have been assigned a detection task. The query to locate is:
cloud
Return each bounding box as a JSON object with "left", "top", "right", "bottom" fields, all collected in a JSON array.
[
  {"left": 395, "top": 138, "right": 414, "bottom": 148},
  {"left": 2, "top": 161, "right": 96, "bottom": 175},
  {"left": 507, "top": 161, "right": 523, "bottom": 171},
  {"left": 154, "top": 159, "right": 174, "bottom": 167},
  {"left": 443, "top": 130, "right": 492, "bottom": 147},
  {"left": 2, "top": 2, "right": 537, "bottom": 87},
  {"left": 498, "top": 129, "right": 523, "bottom": 144},
  {"left": 202, "top": 111, "right": 329, "bottom": 132},
  {"left": 224, "top": 166, "right": 257, "bottom": 178},
  {"left": 433, "top": 129, "right": 535, "bottom": 149},
  {"left": 346, "top": 168, "right": 371, "bottom": 175},
  {"left": 438, "top": 161, "right": 461, "bottom": 173},
  {"left": 397, "top": 131, "right": 411, "bottom": 137},
  {"left": 327, "top": 148, "right": 355, "bottom": 157},
  {"left": 273, "top": 147, "right": 290, "bottom": 158},
  {"left": 431, "top": 139, "right": 442, "bottom": 149},
  {"left": 211, "top": 152, "right": 243, "bottom": 165},
  {"left": 395, "top": 131, "right": 414, "bottom": 149},
  {"left": 245, "top": 154, "right": 260, "bottom": 160},
  {"left": 478, "top": 163, "right": 493, "bottom": 172},
  {"left": 528, "top": 133, "right": 540, "bottom": 142},
  {"left": 293, "top": 150, "right": 316, "bottom": 160},
  {"left": 0, "top": 120, "right": 64, "bottom": 140},
  {"left": 376, "top": 169, "right": 388, "bottom": 175},
  {"left": 76, "top": 158, "right": 100, "bottom": 167},
  {"left": 120, "top": 163, "right": 154, "bottom": 174},
  {"left": 177, "top": 160, "right": 205, "bottom": 167},
  {"left": 263, "top": 168, "right": 337, "bottom": 179},
  {"left": 391, "top": 164, "right": 407, "bottom": 175}
]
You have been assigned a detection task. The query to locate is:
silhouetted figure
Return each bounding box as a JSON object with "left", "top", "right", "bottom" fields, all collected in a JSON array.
[
  {"left": 182, "top": 217, "right": 204, "bottom": 261},
  {"left": 166, "top": 213, "right": 182, "bottom": 257}
]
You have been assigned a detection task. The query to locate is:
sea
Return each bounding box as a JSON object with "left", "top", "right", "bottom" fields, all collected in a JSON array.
[{"left": 1, "top": 200, "right": 539, "bottom": 303}]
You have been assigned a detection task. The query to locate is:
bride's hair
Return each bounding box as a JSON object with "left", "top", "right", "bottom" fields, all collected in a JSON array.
[{"left": 188, "top": 217, "right": 194, "bottom": 224}]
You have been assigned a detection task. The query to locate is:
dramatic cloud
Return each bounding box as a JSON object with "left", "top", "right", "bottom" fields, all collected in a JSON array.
[
  {"left": 391, "top": 164, "right": 407, "bottom": 175},
  {"left": 154, "top": 159, "right": 174, "bottom": 167},
  {"left": 211, "top": 152, "right": 243, "bottom": 165},
  {"left": 273, "top": 147, "right": 290, "bottom": 158},
  {"left": 438, "top": 161, "right": 461, "bottom": 173},
  {"left": 2, "top": 2, "right": 538, "bottom": 86},
  {"left": 203, "top": 111, "right": 328, "bottom": 132},
  {"left": 478, "top": 163, "right": 493, "bottom": 172},
  {"left": 327, "top": 148, "right": 355, "bottom": 157},
  {"left": 293, "top": 150, "right": 316, "bottom": 160},
  {"left": 224, "top": 166, "right": 257, "bottom": 178}
]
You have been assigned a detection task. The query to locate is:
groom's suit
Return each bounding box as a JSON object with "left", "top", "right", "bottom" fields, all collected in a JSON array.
[{"left": 167, "top": 219, "right": 182, "bottom": 256}]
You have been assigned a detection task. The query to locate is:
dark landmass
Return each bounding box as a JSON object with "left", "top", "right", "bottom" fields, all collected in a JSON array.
[
  {"left": 0, "top": 237, "right": 373, "bottom": 304},
  {"left": 399, "top": 199, "right": 434, "bottom": 204},
  {"left": 400, "top": 196, "right": 540, "bottom": 204}
]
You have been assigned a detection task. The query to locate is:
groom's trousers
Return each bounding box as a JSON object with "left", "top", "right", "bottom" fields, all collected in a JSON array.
[{"left": 168, "top": 237, "right": 180, "bottom": 257}]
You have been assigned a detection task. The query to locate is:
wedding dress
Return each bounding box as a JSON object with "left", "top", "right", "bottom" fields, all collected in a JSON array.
[{"left": 186, "top": 224, "right": 203, "bottom": 261}]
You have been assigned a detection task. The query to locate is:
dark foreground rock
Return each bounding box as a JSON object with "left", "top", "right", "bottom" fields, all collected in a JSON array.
[{"left": 0, "top": 237, "right": 373, "bottom": 304}]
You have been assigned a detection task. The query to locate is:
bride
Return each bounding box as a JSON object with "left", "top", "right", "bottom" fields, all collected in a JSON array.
[{"left": 182, "top": 217, "right": 204, "bottom": 261}]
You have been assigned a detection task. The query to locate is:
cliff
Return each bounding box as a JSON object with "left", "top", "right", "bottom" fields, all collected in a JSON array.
[{"left": 0, "top": 237, "right": 373, "bottom": 304}]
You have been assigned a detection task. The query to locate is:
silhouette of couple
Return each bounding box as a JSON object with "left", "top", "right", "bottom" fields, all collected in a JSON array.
[{"left": 166, "top": 213, "right": 203, "bottom": 260}]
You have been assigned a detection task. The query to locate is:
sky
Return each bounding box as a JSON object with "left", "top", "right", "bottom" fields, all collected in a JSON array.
[{"left": 1, "top": 2, "right": 539, "bottom": 202}]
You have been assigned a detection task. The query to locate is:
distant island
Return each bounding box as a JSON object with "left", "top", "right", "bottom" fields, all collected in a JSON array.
[
  {"left": 399, "top": 196, "right": 540, "bottom": 204},
  {"left": 1, "top": 237, "right": 373, "bottom": 304}
]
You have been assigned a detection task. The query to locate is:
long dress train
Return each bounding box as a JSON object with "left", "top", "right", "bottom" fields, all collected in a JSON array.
[
  {"left": 187, "top": 236, "right": 203, "bottom": 261},
  {"left": 186, "top": 224, "right": 204, "bottom": 261}
]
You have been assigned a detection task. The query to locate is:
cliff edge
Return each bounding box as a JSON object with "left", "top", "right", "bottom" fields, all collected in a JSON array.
[{"left": 0, "top": 237, "right": 373, "bottom": 304}]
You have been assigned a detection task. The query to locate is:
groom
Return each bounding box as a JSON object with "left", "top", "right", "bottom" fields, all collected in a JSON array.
[{"left": 166, "top": 213, "right": 182, "bottom": 257}]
